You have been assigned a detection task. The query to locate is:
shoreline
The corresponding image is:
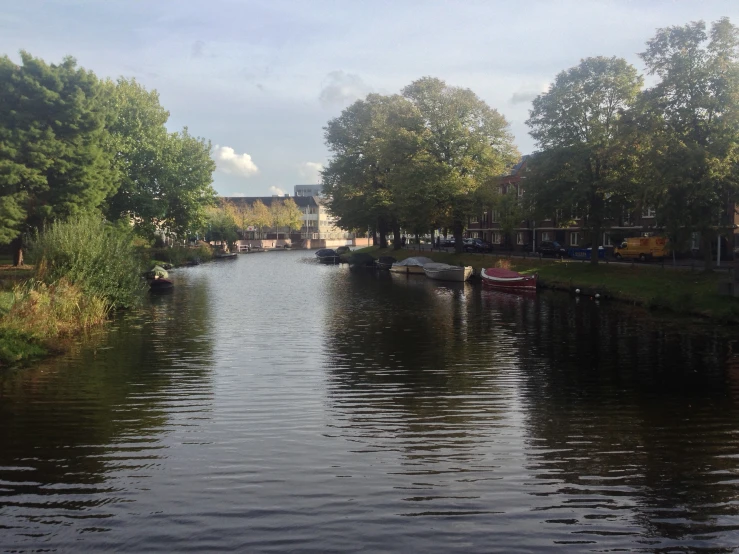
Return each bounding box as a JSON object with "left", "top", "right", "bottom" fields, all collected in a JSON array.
[{"left": 358, "top": 246, "right": 739, "bottom": 323}]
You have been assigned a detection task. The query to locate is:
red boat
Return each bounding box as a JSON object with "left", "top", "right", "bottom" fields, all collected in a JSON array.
[{"left": 480, "top": 267, "right": 537, "bottom": 291}]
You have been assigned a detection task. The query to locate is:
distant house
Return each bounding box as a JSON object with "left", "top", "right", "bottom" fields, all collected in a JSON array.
[
  {"left": 222, "top": 190, "right": 353, "bottom": 249},
  {"left": 467, "top": 157, "right": 737, "bottom": 259}
]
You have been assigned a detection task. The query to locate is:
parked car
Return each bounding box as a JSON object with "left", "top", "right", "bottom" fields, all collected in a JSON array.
[
  {"left": 441, "top": 237, "right": 455, "bottom": 247},
  {"left": 464, "top": 238, "right": 494, "bottom": 253},
  {"left": 537, "top": 240, "right": 568, "bottom": 258}
]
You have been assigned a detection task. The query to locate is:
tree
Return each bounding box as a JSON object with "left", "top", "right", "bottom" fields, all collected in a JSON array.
[
  {"left": 104, "top": 78, "right": 217, "bottom": 240},
  {"left": 250, "top": 200, "right": 272, "bottom": 239},
  {"left": 402, "top": 77, "right": 518, "bottom": 253},
  {"left": 526, "top": 57, "right": 643, "bottom": 265},
  {"left": 0, "top": 52, "right": 118, "bottom": 265},
  {"left": 638, "top": 17, "right": 739, "bottom": 270},
  {"left": 270, "top": 198, "right": 303, "bottom": 240},
  {"left": 323, "top": 93, "right": 426, "bottom": 249},
  {"left": 204, "top": 201, "right": 238, "bottom": 250}
]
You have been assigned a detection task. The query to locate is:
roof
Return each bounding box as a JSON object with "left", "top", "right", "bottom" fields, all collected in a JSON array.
[{"left": 221, "top": 196, "right": 320, "bottom": 208}]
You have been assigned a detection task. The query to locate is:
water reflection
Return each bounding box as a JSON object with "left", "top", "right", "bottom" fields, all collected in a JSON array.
[{"left": 0, "top": 277, "right": 214, "bottom": 544}]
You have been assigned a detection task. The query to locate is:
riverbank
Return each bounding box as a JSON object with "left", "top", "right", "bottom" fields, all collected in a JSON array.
[{"left": 358, "top": 246, "right": 739, "bottom": 323}]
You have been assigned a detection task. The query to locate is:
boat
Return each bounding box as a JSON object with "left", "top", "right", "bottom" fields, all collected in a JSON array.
[
  {"left": 144, "top": 265, "right": 169, "bottom": 279},
  {"left": 375, "top": 256, "right": 396, "bottom": 270},
  {"left": 389, "top": 256, "right": 435, "bottom": 275},
  {"left": 149, "top": 277, "right": 174, "bottom": 292},
  {"left": 347, "top": 252, "right": 375, "bottom": 268},
  {"left": 423, "top": 262, "right": 473, "bottom": 282},
  {"left": 315, "top": 248, "right": 341, "bottom": 264},
  {"left": 480, "top": 267, "right": 537, "bottom": 291},
  {"left": 214, "top": 252, "right": 238, "bottom": 260}
]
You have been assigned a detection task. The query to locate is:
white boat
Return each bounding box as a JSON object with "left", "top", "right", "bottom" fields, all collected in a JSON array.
[
  {"left": 389, "top": 256, "right": 435, "bottom": 275},
  {"left": 423, "top": 262, "right": 473, "bottom": 282}
]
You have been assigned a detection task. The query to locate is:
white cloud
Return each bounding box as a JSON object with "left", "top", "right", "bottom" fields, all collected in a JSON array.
[
  {"left": 269, "top": 186, "right": 286, "bottom": 196},
  {"left": 212, "top": 145, "right": 259, "bottom": 177},
  {"left": 319, "top": 70, "right": 372, "bottom": 108},
  {"left": 299, "top": 161, "right": 324, "bottom": 183}
]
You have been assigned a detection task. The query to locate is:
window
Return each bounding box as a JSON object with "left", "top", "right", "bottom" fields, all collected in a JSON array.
[
  {"left": 691, "top": 232, "right": 700, "bottom": 250},
  {"left": 491, "top": 211, "right": 499, "bottom": 223},
  {"left": 541, "top": 231, "right": 551, "bottom": 242},
  {"left": 493, "top": 232, "right": 502, "bottom": 244},
  {"left": 642, "top": 206, "right": 656, "bottom": 218},
  {"left": 516, "top": 232, "right": 525, "bottom": 245},
  {"left": 471, "top": 215, "right": 478, "bottom": 223},
  {"left": 603, "top": 232, "right": 611, "bottom": 246},
  {"left": 517, "top": 186, "right": 524, "bottom": 198},
  {"left": 570, "top": 232, "right": 580, "bottom": 246}
]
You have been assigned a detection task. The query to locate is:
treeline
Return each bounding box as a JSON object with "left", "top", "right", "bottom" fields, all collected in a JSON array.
[
  {"left": 0, "top": 51, "right": 217, "bottom": 265},
  {"left": 205, "top": 197, "right": 303, "bottom": 247},
  {"left": 323, "top": 18, "right": 739, "bottom": 269}
]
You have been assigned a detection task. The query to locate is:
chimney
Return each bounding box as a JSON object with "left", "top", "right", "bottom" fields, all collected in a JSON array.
[{"left": 284, "top": 193, "right": 290, "bottom": 197}]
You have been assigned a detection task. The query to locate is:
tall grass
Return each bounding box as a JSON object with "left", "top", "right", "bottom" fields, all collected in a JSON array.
[{"left": 28, "top": 215, "right": 146, "bottom": 309}]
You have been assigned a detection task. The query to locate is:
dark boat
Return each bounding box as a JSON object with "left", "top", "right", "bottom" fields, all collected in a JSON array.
[
  {"left": 214, "top": 252, "right": 238, "bottom": 260},
  {"left": 315, "top": 248, "right": 341, "bottom": 264},
  {"left": 149, "top": 278, "right": 174, "bottom": 293},
  {"left": 375, "top": 256, "right": 396, "bottom": 270},
  {"left": 347, "top": 252, "right": 375, "bottom": 269}
]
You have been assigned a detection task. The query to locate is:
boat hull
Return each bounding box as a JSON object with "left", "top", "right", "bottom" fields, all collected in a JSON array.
[
  {"left": 423, "top": 265, "right": 473, "bottom": 282},
  {"left": 480, "top": 268, "right": 537, "bottom": 291},
  {"left": 389, "top": 265, "right": 426, "bottom": 275}
]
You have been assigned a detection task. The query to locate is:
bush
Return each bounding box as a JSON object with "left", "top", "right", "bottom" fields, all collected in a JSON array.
[
  {"left": 27, "top": 215, "right": 146, "bottom": 309},
  {"left": 148, "top": 243, "right": 214, "bottom": 266}
]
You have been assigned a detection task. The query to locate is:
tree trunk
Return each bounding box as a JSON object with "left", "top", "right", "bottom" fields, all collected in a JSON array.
[
  {"left": 378, "top": 218, "right": 388, "bottom": 249},
  {"left": 453, "top": 219, "right": 464, "bottom": 254},
  {"left": 11, "top": 236, "right": 23, "bottom": 267},
  {"left": 590, "top": 224, "right": 601, "bottom": 266},
  {"left": 703, "top": 233, "right": 714, "bottom": 271},
  {"left": 391, "top": 220, "right": 402, "bottom": 251}
]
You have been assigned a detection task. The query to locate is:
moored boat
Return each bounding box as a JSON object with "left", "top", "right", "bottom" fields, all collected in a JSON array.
[
  {"left": 389, "top": 256, "right": 434, "bottom": 275},
  {"left": 480, "top": 267, "right": 537, "bottom": 291},
  {"left": 375, "top": 256, "right": 396, "bottom": 270},
  {"left": 214, "top": 252, "right": 238, "bottom": 260},
  {"left": 315, "top": 248, "right": 341, "bottom": 264},
  {"left": 149, "top": 277, "right": 174, "bottom": 292},
  {"left": 423, "top": 262, "right": 473, "bottom": 282}
]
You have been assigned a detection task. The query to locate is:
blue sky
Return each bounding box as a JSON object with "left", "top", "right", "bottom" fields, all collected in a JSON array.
[{"left": 2, "top": 0, "right": 738, "bottom": 196}]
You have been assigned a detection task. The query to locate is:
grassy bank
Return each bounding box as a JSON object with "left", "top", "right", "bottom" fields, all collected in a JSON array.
[{"left": 358, "top": 246, "right": 739, "bottom": 322}]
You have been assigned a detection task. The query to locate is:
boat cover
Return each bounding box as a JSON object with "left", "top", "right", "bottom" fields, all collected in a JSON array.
[
  {"left": 423, "top": 262, "right": 463, "bottom": 271},
  {"left": 392, "top": 256, "right": 434, "bottom": 267},
  {"left": 482, "top": 268, "right": 526, "bottom": 279}
]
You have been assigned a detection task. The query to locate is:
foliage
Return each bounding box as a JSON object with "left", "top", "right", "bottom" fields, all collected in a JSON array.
[
  {"left": 104, "top": 79, "right": 217, "bottom": 238},
  {"left": 526, "top": 56, "right": 643, "bottom": 265},
  {"left": 270, "top": 198, "right": 303, "bottom": 238},
  {"left": 0, "top": 52, "right": 118, "bottom": 263},
  {"left": 637, "top": 17, "right": 739, "bottom": 270},
  {"left": 402, "top": 77, "right": 519, "bottom": 251},
  {"left": 205, "top": 201, "right": 239, "bottom": 246},
  {"left": 323, "top": 93, "right": 426, "bottom": 247},
  {"left": 27, "top": 214, "right": 146, "bottom": 309},
  {"left": 148, "top": 243, "right": 213, "bottom": 266}
]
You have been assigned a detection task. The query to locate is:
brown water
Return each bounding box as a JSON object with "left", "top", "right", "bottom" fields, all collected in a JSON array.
[{"left": 2, "top": 250, "right": 739, "bottom": 552}]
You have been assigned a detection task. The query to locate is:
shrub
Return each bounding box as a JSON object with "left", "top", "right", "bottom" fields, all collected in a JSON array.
[{"left": 27, "top": 214, "right": 146, "bottom": 309}]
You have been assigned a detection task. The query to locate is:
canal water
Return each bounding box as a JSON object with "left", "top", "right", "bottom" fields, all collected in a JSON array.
[{"left": 2, "top": 250, "right": 739, "bottom": 552}]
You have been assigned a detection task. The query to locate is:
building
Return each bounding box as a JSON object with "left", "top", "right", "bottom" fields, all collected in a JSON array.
[
  {"left": 222, "top": 191, "right": 353, "bottom": 249},
  {"left": 294, "top": 184, "right": 323, "bottom": 197},
  {"left": 467, "top": 157, "right": 737, "bottom": 258}
]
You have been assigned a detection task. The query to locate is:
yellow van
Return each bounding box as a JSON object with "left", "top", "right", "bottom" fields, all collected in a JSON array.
[{"left": 614, "top": 237, "right": 669, "bottom": 261}]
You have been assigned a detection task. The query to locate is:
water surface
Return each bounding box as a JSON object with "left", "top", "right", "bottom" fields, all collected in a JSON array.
[{"left": 2, "top": 251, "right": 739, "bottom": 552}]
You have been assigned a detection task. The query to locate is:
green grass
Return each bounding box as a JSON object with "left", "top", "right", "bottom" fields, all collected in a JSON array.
[{"left": 358, "top": 246, "right": 739, "bottom": 322}]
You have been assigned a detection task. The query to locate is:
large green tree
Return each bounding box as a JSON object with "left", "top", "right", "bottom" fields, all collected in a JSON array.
[
  {"left": 402, "top": 77, "right": 518, "bottom": 253},
  {"left": 526, "top": 57, "right": 643, "bottom": 265},
  {"left": 105, "top": 79, "right": 216, "bottom": 239},
  {"left": 638, "top": 17, "right": 739, "bottom": 270},
  {"left": 0, "top": 52, "right": 117, "bottom": 265},
  {"left": 323, "top": 93, "right": 425, "bottom": 249}
]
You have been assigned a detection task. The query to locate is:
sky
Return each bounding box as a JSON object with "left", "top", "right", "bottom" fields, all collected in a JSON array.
[{"left": 1, "top": 0, "right": 738, "bottom": 197}]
